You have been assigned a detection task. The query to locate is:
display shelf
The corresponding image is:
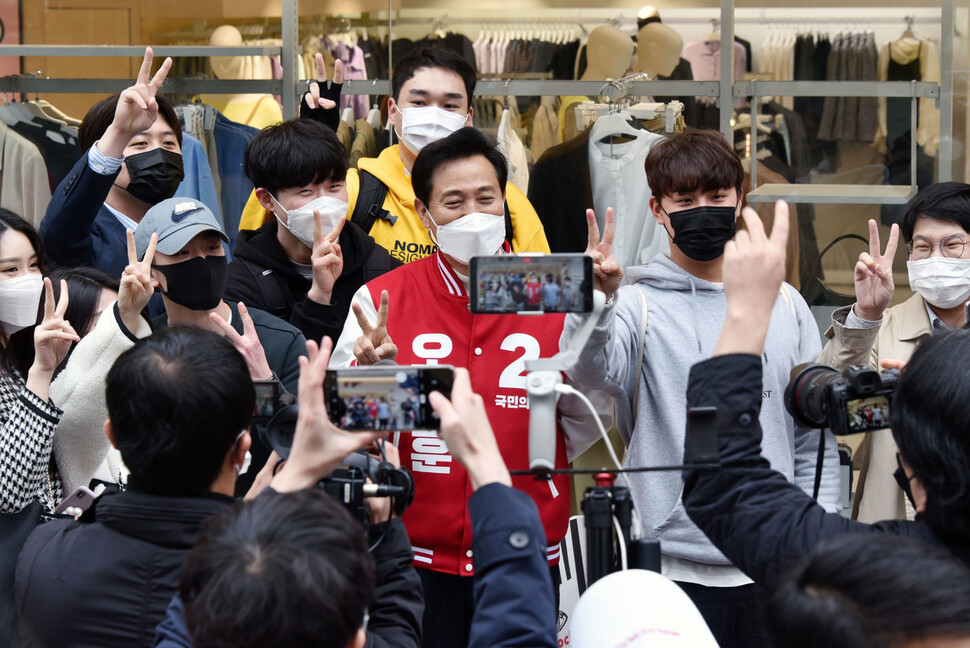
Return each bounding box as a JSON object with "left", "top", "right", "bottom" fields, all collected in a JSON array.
[{"left": 747, "top": 184, "right": 916, "bottom": 205}]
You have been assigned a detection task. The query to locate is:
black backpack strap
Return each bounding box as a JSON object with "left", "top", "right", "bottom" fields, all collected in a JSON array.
[
  {"left": 503, "top": 200, "right": 514, "bottom": 250},
  {"left": 352, "top": 170, "right": 395, "bottom": 234},
  {"left": 239, "top": 260, "right": 293, "bottom": 318}
]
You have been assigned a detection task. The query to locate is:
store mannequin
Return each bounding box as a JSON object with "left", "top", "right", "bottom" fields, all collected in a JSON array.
[
  {"left": 560, "top": 26, "right": 634, "bottom": 142},
  {"left": 638, "top": 6, "right": 661, "bottom": 27},
  {"left": 636, "top": 23, "right": 684, "bottom": 77},
  {"left": 203, "top": 25, "right": 283, "bottom": 129},
  {"left": 582, "top": 26, "right": 634, "bottom": 81}
]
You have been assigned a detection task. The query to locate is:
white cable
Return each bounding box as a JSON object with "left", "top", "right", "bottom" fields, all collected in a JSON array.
[
  {"left": 556, "top": 383, "right": 643, "bottom": 540},
  {"left": 612, "top": 514, "right": 628, "bottom": 571}
]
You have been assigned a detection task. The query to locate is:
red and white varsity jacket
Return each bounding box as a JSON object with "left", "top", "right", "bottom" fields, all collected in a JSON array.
[{"left": 332, "top": 252, "right": 571, "bottom": 576}]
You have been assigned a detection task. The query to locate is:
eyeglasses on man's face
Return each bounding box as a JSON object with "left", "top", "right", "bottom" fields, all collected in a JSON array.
[{"left": 908, "top": 234, "right": 968, "bottom": 260}]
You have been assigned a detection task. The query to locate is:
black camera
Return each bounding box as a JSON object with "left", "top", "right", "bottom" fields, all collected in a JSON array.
[
  {"left": 251, "top": 380, "right": 415, "bottom": 530},
  {"left": 784, "top": 364, "right": 899, "bottom": 436}
]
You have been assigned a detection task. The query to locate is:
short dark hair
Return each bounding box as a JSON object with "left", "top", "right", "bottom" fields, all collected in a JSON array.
[
  {"left": 0, "top": 209, "right": 46, "bottom": 378},
  {"left": 105, "top": 326, "right": 254, "bottom": 496},
  {"left": 244, "top": 118, "right": 348, "bottom": 197},
  {"left": 900, "top": 182, "right": 970, "bottom": 244},
  {"left": 411, "top": 127, "right": 507, "bottom": 208},
  {"left": 391, "top": 46, "right": 476, "bottom": 103},
  {"left": 890, "top": 329, "right": 970, "bottom": 546},
  {"left": 47, "top": 266, "right": 120, "bottom": 378},
  {"left": 78, "top": 93, "right": 183, "bottom": 153},
  {"left": 181, "top": 489, "right": 375, "bottom": 648},
  {"left": 645, "top": 129, "right": 744, "bottom": 200},
  {"left": 767, "top": 534, "right": 970, "bottom": 647}
]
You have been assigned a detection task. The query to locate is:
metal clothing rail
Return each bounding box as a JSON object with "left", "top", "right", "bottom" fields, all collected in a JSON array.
[{"left": 0, "top": 45, "right": 283, "bottom": 57}]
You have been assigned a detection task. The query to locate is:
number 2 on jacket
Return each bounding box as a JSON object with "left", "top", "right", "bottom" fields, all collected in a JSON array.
[{"left": 410, "top": 332, "right": 541, "bottom": 390}]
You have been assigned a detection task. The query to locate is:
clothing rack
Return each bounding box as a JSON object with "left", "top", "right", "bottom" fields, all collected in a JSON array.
[{"left": 0, "top": 0, "right": 954, "bottom": 191}]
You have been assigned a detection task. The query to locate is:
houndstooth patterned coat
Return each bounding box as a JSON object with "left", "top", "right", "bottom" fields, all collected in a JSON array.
[{"left": 0, "top": 368, "right": 63, "bottom": 515}]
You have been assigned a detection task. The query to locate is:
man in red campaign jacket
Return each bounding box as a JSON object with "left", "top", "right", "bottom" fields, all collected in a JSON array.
[{"left": 331, "top": 128, "right": 607, "bottom": 648}]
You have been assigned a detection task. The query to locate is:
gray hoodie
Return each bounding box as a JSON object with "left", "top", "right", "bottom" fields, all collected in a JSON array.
[{"left": 562, "top": 255, "right": 841, "bottom": 569}]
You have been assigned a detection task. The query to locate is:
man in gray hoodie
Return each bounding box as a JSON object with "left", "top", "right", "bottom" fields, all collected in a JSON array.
[{"left": 560, "top": 130, "right": 840, "bottom": 648}]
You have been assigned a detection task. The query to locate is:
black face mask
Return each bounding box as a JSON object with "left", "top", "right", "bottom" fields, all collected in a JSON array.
[
  {"left": 664, "top": 205, "right": 738, "bottom": 262},
  {"left": 894, "top": 454, "right": 918, "bottom": 509},
  {"left": 154, "top": 255, "right": 227, "bottom": 311},
  {"left": 123, "top": 148, "right": 185, "bottom": 205}
]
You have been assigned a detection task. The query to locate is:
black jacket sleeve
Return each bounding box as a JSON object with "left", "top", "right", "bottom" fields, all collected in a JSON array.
[
  {"left": 467, "top": 483, "right": 557, "bottom": 648},
  {"left": 682, "top": 354, "right": 876, "bottom": 588},
  {"left": 363, "top": 517, "right": 423, "bottom": 648},
  {"left": 40, "top": 152, "right": 116, "bottom": 268},
  {"left": 299, "top": 81, "right": 343, "bottom": 133}
]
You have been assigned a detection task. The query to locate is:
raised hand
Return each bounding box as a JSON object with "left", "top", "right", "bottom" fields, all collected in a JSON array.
[
  {"left": 118, "top": 229, "right": 157, "bottom": 332},
  {"left": 352, "top": 290, "right": 397, "bottom": 365},
  {"left": 715, "top": 201, "right": 790, "bottom": 357},
  {"left": 32, "top": 278, "right": 80, "bottom": 376},
  {"left": 854, "top": 219, "right": 899, "bottom": 322},
  {"left": 585, "top": 207, "right": 623, "bottom": 298},
  {"left": 429, "top": 368, "right": 511, "bottom": 490},
  {"left": 271, "top": 336, "right": 385, "bottom": 493},
  {"left": 209, "top": 302, "right": 273, "bottom": 381},
  {"left": 100, "top": 48, "right": 173, "bottom": 157},
  {"left": 304, "top": 54, "right": 344, "bottom": 110},
  {"left": 306, "top": 212, "right": 345, "bottom": 306}
]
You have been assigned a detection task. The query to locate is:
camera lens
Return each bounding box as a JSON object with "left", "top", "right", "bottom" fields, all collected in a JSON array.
[{"left": 784, "top": 363, "right": 844, "bottom": 428}]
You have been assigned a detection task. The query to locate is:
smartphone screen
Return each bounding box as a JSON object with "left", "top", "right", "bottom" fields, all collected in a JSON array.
[
  {"left": 252, "top": 380, "right": 281, "bottom": 423},
  {"left": 469, "top": 254, "right": 593, "bottom": 314},
  {"left": 325, "top": 365, "right": 454, "bottom": 431}
]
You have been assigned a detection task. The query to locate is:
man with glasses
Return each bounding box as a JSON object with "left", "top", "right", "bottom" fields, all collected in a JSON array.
[{"left": 819, "top": 182, "right": 970, "bottom": 523}]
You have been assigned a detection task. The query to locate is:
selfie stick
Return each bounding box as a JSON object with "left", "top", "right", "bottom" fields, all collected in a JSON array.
[{"left": 524, "top": 289, "right": 607, "bottom": 472}]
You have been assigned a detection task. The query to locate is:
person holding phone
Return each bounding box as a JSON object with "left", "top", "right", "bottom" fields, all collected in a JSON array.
[{"left": 330, "top": 127, "right": 607, "bottom": 648}]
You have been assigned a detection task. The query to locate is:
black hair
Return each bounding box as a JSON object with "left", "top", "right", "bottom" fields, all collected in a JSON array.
[
  {"left": 78, "top": 93, "right": 183, "bottom": 153},
  {"left": 243, "top": 118, "right": 348, "bottom": 197},
  {"left": 0, "top": 209, "right": 46, "bottom": 380},
  {"left": 181, "top": 489, "right": 375, "bottom": 648},
  {"left": 411, "top": 127, "right": 508, "bottom": 209},
  {"left": 391, "top": 46, "right": 476, "bottom": 103},
  {"left": 105, "top": 326, "right": 254, "bottom": 496},
  {"left": 645, "top": 129, "right": 745, "bottom": 200},
  {"left": 43, "top": 267, "right": 120, "bottom": 379},
  {"left": 890, "top": 329, "right": 970, "bottom": 546},
  {"left": 766, "top": 534, "right": 970, "bottom": 648},
  {"left": 900, "top": 182, "right": 970, "bottom": 244}
]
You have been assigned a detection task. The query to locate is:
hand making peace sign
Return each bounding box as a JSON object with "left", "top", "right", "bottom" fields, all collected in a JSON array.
[
  {"left": 99, "top": 48, "right": 173, "bottom": 158},
  {"left": 118, "top": 229, "right": 157, "bottom": 332},
  {"left": 854, "top": 219, "right": 899, "bottom": 322},
  {"left": 585, "top": 207, "right": 623, "bottom": 299},
  {"left": 303, "top": 53, "right": 344, "bottom": 110},
  {"left": 306, "top": 213, "right": 346, "bottom": 306},
  {"left": 209, "top": 302, "right": 274, "bottom": 381},
  {"left": 32, "top": 278, "right": 80, "bottom": 376},
  {"left": 352, "top": 290, "right": 397, "bottom": 365}
]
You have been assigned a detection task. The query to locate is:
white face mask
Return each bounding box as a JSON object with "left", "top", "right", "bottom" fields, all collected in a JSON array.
[
  {"left": 907, "top": 257, "right": 970, "bottom": 309},
  {"left": 270, "top": 193, "right": 348, "bottom": 249},
  {"left": 398, "top": 106, "right": 468, "bottom": 154},
  {"left": 429, "top": 211, "right": 505, "bottom": 265},
  {"left": 0, "top": 273, "right": 43, "bottom": 334}
]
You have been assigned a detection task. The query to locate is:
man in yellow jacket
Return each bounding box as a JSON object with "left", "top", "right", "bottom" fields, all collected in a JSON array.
[{"left": 239, "top": 47, "right": 549, "bottom": 263}]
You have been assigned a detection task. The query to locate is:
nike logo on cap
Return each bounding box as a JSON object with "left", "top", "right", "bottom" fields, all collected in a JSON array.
[{"left": 172, "top": 201, "right": 202, "bottom": 222}]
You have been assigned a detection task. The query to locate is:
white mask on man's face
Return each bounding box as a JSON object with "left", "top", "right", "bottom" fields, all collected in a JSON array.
[
  {"left": 428, "top": 211, "right": 505, "bottom": 265},
  {"left": 398, "top": 106, "right": 468, "bottom": 154},
  {"left": 270, "top": 193, "right": 348, "bottom": 249},
  {"left": 907, "top": 257, "right": 970, "bottom": 309}
]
